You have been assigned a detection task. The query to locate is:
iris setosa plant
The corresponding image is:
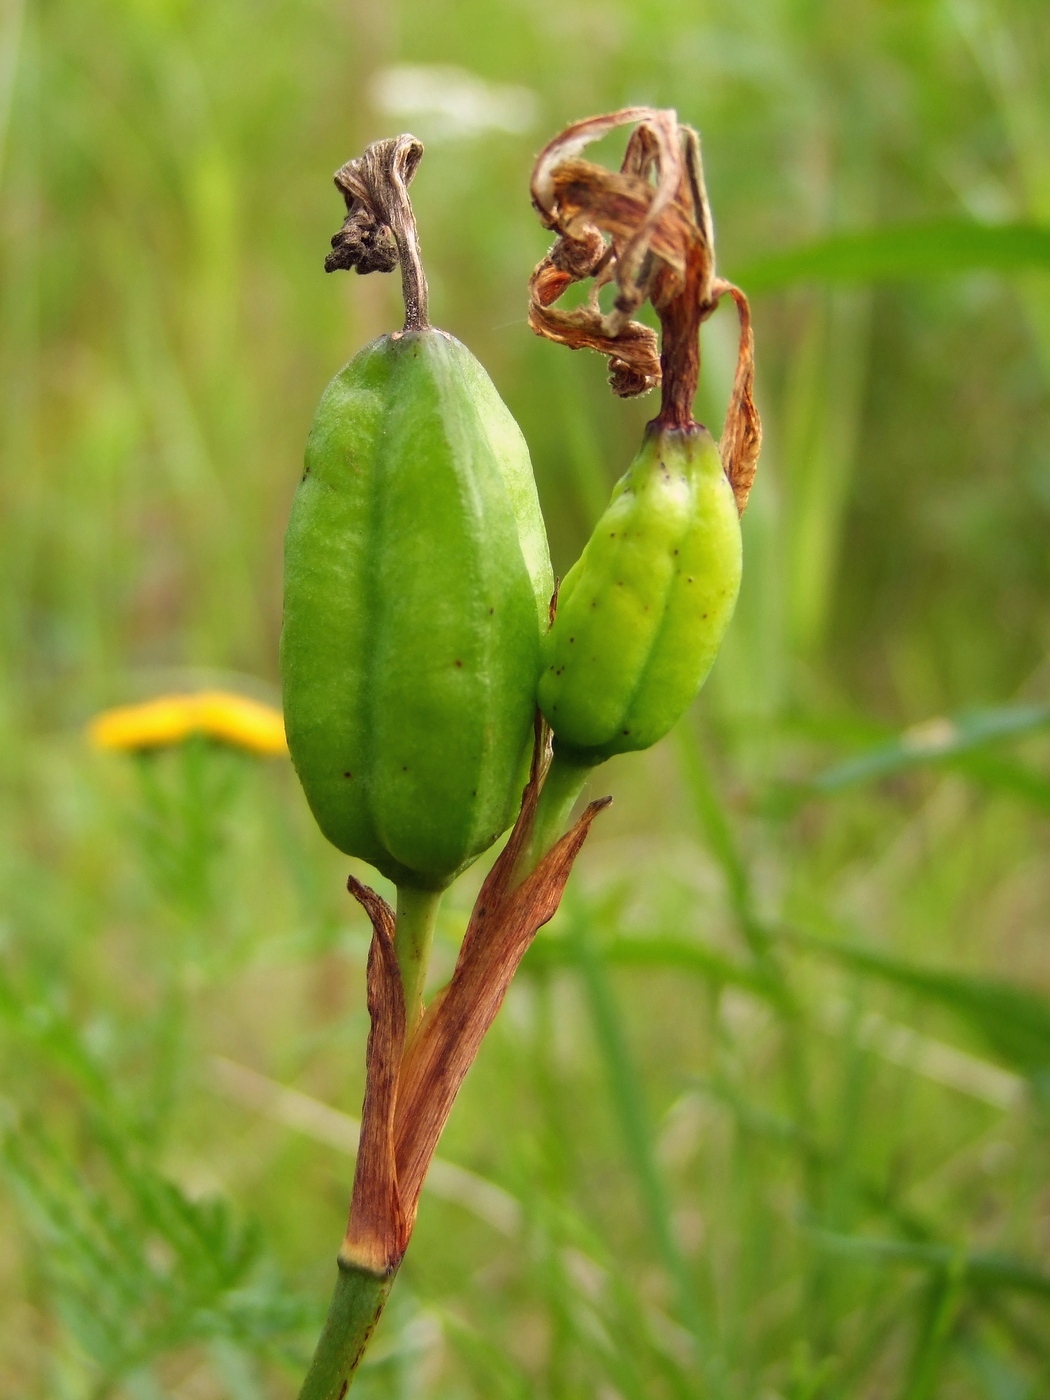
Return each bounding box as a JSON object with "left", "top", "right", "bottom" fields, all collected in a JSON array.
[{"left": 282, "top": 111, "right": 760, "bottom": 1397}]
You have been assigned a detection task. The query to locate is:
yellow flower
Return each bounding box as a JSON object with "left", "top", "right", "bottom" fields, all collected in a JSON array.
[{"left": 87, "top": 691, "right": 288, "bottom": 757}]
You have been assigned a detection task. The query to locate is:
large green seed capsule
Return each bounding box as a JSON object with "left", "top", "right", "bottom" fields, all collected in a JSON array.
[
  {"left": 281, "top": 329, "right": 553, "bottom": 891},
  {"left": 539, "top": 424, "right": 740, "bottom": 764}
]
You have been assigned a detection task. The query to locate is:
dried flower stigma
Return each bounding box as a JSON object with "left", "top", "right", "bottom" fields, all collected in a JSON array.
[{"left": 325, "top": 134, "right": 430, "bottom": 333}]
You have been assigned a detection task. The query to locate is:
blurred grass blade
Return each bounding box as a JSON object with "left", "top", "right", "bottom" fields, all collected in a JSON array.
[
  {"left": 525, "top": 932, "right": 774, "bottom": 1000},
  {"left": 902, "top": 1253, "right": 967, "bottom": 1400},
  {"left": 0, "top": 0, "right": 25, "bottom": 191},
  {"left": 562, "top": 896, "right": 712, "bottom": 1389},
  {"left": 800, "top": 705, "right": 1050, "bottom": 796},
  {"left": 738, "top": 221, "right": 1050, "bottom": 292},
  {"left": 954, "top": 753, "right": 1050, "bottom": 811},
  {"left": 812, "top": 1232, "right": 1050, "bottom": 1299},
  {"left": 792, "top": 931, "right": 1050, "bottom": 1091},
  {"left": 779, "top": 287, "right": 871, "bottom": 657}
]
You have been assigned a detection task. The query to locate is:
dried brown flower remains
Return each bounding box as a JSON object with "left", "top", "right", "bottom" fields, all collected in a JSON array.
[{"left": 528, "top": 107, "right": 761, "bottom": 513}]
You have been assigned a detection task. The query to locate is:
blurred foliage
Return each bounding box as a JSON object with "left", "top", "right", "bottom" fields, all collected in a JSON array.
[{"left": 1, "top": 0, "right": 1049, "bottom": 1394}]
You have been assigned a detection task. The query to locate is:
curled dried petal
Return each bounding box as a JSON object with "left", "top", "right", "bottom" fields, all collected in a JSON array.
[
  {"left": 528, "top": 108, "right": 716, "bottom": 416},
  {"left": 526, "top": 286, "right": 661, "bottom": 397},
  {"left": 528, "top": 108, "right": 761, "bottom": 507},
  {"left": 715, "top": 280, "right": 762, "bottom": 515}
]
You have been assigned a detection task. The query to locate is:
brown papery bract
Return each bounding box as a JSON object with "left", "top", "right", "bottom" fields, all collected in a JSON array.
[{"left": 339, "top": 722, "right": 609, "bottom": 1274}]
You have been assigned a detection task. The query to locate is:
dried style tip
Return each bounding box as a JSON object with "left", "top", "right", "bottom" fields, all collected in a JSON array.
[
  {"left": 529, "top": 108, "right": 761, "bottom": 510},
  {"left": 326, "top": 134, "right": 430, "bottom": 333}
]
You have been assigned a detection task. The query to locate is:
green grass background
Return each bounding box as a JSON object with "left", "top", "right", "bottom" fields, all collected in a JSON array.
[{"left": 2, "top": 0, "right": 1050, "bottom": 1394}]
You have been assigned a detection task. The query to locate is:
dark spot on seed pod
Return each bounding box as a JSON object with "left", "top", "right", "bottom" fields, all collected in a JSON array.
[
  {"left": 489, "top": 607, "right": 494, "bottom": 614},
  {"left": 338, "top": 1383, "right": 349, "bottom": 1400},
  {"left": 673, "top": 549, "right": 679, "bottom": 555},
  {"left": 402, "top": 765, "right": 408, "bottom": 772},
  {"left": 610, "top": 532, "right": 616, "bottom": 538},
  {"left": 454, "top": 659, "right": 462, "bottom": 667},
  {"left": 343, "top": 771, "right": 352, "bottom": 779},
  {"left": 687, "top": 576, "right": 694, "bottom": 583},
  {"left": 471, "top": 789, "right": 476, "bottom": 796},
  {"left": 622, "top": 728, "right": 630, "bottom": 735},
  {"left": 569, "top": 637, "right": 575, "bottom": 643}
]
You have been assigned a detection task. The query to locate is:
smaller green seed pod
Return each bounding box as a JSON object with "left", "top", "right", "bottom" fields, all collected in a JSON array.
[
  {"left": 538, "top": 423, "right": 740, "bottom": 765},
  {"left": 528, "top": 108, "right": 760, "bottom": 781}
]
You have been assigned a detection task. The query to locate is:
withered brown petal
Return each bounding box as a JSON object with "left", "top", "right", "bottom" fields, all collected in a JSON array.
[
  {"left": 526, "top": 108, "right": 726, "bottom": 424},
  {"left": 527, "top": 284, "right": 661, "bottom": 397},
  {"left": 548, "top": 159, "right": 692, "bottom": 286},
  {"left": 715, "top": 280, "right": 762, "bottom": 515}
]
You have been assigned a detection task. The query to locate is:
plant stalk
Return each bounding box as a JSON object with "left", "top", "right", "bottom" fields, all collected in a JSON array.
[
  {"left": 522, "top": 747, "right": 594, "bottom": 876},
  {"left": 296, "top": 1256, "right": 398, "bottom": 1400},
  {"left": 394, "top": 885, "right": 442, "bottom": 1036}
]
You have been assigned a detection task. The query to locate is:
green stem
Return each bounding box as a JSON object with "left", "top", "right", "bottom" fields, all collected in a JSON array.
[
  {"left": 394, "top": 885, "right": 442, "bottom": 1036},
  {"left": 297, "top": 1257, "right": 397, "bottom": 1400},
  {"left": 523, "top": 747, "right": 596, "bottom": 876}
]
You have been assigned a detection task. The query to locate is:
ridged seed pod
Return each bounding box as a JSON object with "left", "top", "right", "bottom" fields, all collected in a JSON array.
[
  {"left": 538, "top": 424, "right": 740, "bottom": 764},
  {"left": 281, "top": 329, "right": 553, "bottom": 890}
]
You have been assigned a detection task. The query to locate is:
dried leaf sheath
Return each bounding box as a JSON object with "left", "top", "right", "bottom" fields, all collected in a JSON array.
[
  {"left": 393, "top": 793, "right": 610, "bottom": 1226},
  {"left": 341, "top": 880, "right": 407, "bottom": 1273},
  {"left": 342, "top": 725, "right": 609, "bottom": 1266}
]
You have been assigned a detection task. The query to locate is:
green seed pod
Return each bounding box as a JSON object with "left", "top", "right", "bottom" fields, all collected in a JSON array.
[
  {"left": 538, "top": 424, "right": 740, "bottom": 764},
  {"left": 528, "top": 108, "right": 760, "bottom": 780},
  {"left": 281, "top": 328, "right": 553, "bottom": 890}
]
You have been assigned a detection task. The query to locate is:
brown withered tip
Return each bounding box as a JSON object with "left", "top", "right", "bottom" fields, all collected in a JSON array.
[
  {"left": 527, "top": 107, "right": 761, "bottom": 512},
  {"left": 325, "top": 213, "right": 399, "bottom": 275},
  {"left": 325, "top": 134, "right": 430, "bottom": 333}
]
